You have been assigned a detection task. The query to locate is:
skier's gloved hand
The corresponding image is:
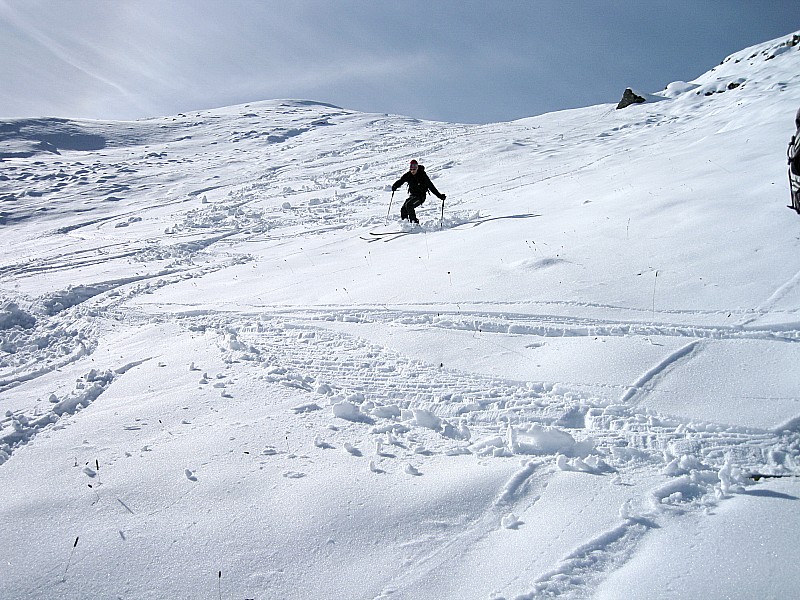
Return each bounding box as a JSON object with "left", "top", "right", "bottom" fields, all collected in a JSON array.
[
  {"left": 392, "top": 184, "right": 398, "bottom": 192},
  {"left": 440, "top": 194, "right": 446, "bottom": 201}
]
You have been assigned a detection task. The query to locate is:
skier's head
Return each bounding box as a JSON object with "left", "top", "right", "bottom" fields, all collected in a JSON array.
[
  {"left": 409, "top": 159, "right": 418, "bottom": 173},
  {"left": 796, "top": 106, "right": 800, "bottom": 130}
]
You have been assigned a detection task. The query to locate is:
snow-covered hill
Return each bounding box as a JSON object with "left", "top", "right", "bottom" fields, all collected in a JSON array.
[{"left": 1, "top": 31, "right": 800, "bottom": 600}]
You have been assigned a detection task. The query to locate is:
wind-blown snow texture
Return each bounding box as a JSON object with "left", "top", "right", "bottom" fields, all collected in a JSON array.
[{"left": 1, "top": 32, "right": 800, "bottom": 600}]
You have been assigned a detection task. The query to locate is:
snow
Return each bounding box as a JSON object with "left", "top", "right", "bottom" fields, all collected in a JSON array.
[
  {"left": 596, "top": 479, "right": 800, "bottom": 600},
  {"left": 1, "top": 31, "right": 800, "bottom": 600}
]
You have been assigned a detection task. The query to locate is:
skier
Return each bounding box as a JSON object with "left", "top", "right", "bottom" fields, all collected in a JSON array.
[
  {"left": 789, "top": 106, "right": 800, "bottom": 213},
  {"left": 391, "top": 159, "right": 446, "bottom": 224}
]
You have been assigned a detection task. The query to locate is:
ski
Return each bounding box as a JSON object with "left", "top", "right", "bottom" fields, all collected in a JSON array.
[
  {"left": 359, "top": 230, "right": 415, "bottom": 242},
  {"left": 370, "top": 230, "right": 409, "bottom": 236},
  {"left": 373, "top": 231, "right": 412, "bottom": 242}
]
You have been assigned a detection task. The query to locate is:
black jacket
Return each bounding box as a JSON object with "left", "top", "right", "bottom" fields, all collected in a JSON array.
[
  {"left": 792, "top": 107, "right": 800, "bottom": 176},
  {"left": 392, "top": 165, "right": 444, "bottom": 200}
]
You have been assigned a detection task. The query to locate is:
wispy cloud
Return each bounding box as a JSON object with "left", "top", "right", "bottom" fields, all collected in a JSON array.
[{"left": 0, "top": 0, "right": 796, "bottom": 122}]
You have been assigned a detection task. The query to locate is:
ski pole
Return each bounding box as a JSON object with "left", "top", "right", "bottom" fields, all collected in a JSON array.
[
  {"left": 440, "top": 196, "right": 445, "bottom": 228},
  {"left": 386, "top": 190, "right": 395, "bottom": 220}
]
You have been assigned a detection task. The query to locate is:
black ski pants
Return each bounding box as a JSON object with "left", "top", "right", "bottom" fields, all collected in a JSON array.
[{"left": 401, "top": 195, "right": 425, "bottom": 223}]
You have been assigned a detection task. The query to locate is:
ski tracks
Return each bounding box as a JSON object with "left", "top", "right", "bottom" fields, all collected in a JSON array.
[
  {"left": 740, "top": 263, "right": 800, "bottom": 327},
  {"left": 177, "top": 307, "right": 800, "bottom": 598},
  {"left": 4, "top": 290, "right": 799, "bottom": 597},
  {"left": 517, "top": 519, "right": 652, "bottom": 600},
  {"left": 618, "top": 339, "right": 703, "bottom": 405}
]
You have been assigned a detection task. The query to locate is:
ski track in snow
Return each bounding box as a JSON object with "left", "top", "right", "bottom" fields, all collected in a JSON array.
[
  {"left": 6, "top": 289, "right": 798, "bottom": 595},
  {"left": 5, "top": 300, "right": 785, "bottom": 596},
  {"left": 3, "top": 34, "right": 800, "bottom": 598}
]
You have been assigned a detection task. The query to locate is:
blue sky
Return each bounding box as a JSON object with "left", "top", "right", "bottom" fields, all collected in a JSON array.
[{"left": 1, "top": 0, "right": 797, "bottom": 123}]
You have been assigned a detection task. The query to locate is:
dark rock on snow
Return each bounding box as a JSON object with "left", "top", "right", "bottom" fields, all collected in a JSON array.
[{"left": 616, "top": 88, "right": 646, "bottom": 110}]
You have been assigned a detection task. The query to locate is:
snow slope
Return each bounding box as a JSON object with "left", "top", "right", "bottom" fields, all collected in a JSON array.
[{"left": 1, "top": 31, "right": 800, "bottom": 600}]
